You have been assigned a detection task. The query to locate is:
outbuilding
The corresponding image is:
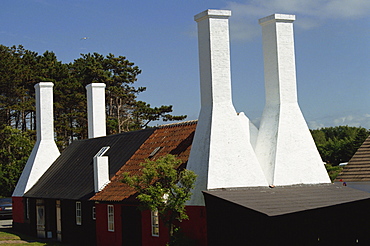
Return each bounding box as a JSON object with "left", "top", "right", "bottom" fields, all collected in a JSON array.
[{"left": 204, "top": 184, "right": 370, "bottom": 245}]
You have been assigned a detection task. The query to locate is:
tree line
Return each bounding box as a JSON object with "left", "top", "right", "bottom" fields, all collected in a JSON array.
[
  {"left": 1, "top": 45, "right": 369, "bottom": 197},
  {"left": 310, "top": 125, "right": 369, "bottom": 165},
  {"left": 0, "top": 44, "right": 186, "bottom": 196},
  {"left": 311, "top": 126, "right": 370, "bottom": 181},
  {"left": 0, "top": 45, "right": 186, "bottom": 148}
]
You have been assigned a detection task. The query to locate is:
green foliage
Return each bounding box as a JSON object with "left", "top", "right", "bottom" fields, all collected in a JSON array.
[
  {"left": 122, "top": 154, "right": 197, "bottom": 244},
  {"left": 311, "top": 126, "right": 370, "bottom": 165},
  {"left": 324, "top": 164, "right": 344, "bottom": 182},
  {"left": 0, "top": 125, "right": 34, "bottom": 196},
  {"left": 133, "top": 101, "right": 187, "bottom": 129}
]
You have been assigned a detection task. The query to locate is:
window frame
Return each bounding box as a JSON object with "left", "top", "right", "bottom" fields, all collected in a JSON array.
[
  {"left": 151, "top": 209, "right": 159, "bottom": 237},
  {"left": 108, "top": 205, "right": 114, "bottom": 232},
  {"left": 76, "top": 201, "right": 82, "bottom": 225}
]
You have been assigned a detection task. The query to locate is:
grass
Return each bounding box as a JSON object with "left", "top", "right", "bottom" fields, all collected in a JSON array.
[{"left": 0, "top": 229, "right": 65, "bottom": 245}]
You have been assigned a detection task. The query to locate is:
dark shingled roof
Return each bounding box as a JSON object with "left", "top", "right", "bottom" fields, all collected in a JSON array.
[
  {"left": 25, "top": 128, "right": 156, "bottom": 200},
  {"left": 203, "top": 183, "right": 370, "bottom": 216},
  {"left": 90, "top": 120, "right": 197, "bottom": 202},
  {"left": 335, "top": 136, "right": 370, "bottom": 182}
]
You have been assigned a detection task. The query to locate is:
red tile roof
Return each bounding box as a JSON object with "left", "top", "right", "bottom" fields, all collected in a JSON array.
[{"left": 90, "top": 120, "right": 197, "bottom": 202}]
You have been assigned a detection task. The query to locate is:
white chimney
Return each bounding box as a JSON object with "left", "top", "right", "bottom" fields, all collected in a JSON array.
[
  {"left": 187, "top": 9, "right": 268, "bottom": 206},
  {"left": 255, "top": 14, "right": 330, "bottom": 185},
  {"left": 13, "top": 82, "right": 60, "bottom": 197},
  {"left": 93, "top": 146, "right": 110, "bottom": 192},
  {"left": 86, "top": 83, "right": 106, "bottom": 139}
]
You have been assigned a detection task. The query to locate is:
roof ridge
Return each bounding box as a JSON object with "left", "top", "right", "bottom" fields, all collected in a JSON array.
[
  {"left": 158, "top": 119, "right": 198, "bottom": 128},
  {"left": 72, "top": 127, "right": 156, "bottom": 143}
]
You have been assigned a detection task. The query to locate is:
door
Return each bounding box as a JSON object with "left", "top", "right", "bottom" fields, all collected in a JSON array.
[
  {"left": 56, "top": 200, "right": 62, "bottom": 241},
  {"left": 36, "top": 200, "right": 45, "bottom": 238},
  {"left": 122, "top": 206, "right": 142, "bottom": 245}
]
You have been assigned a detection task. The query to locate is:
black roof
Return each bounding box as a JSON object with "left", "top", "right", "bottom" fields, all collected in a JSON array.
[
  {"left": 25, "top": 128, "right": 155, "bottom": 200},
  {"left": 203, "top": 183, "right": 370, "bottom": 216}
]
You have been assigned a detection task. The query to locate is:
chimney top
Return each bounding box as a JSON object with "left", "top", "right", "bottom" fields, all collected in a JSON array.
[
  {"left": 259, "top": 13, "right": 295, "bottom": 25},
  {"left": 86, "top": 83, "right": 107, "bottom": 139},
  {"left": 194, "top": 9, "right": 231, "bottom": 22},
  {"left": 35, "top": 82, "right": 54, "bottom": 88},
  {"left": 86, "top": 83, "right": 106, "bottom": 89}
]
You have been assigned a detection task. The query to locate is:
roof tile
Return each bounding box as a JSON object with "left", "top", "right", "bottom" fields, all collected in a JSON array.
[
  {"left": 90, "top": 121, "right": 197, "bottom": 202},
  {"left": 336, "top": 136, "right": 370, "bottom": 182}
]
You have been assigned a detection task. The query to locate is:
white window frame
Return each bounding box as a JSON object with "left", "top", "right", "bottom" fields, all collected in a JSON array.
[
  {"left": 76, "top": 201, "right": 82, "bottom": 225},
  {"left": 151, "top": 209, "right": 159, "bottom": 237},
  {"left": 108, "top": 205, "right": 114, "bottom": 232}
]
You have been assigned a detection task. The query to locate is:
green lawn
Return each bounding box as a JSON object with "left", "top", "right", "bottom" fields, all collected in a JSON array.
[{"left": 0, "top": 229, "right": 65, "bottom": 245}]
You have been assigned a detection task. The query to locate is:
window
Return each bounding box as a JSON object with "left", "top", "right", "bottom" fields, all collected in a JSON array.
[
  {"left": 76, "top": 202, "right": 82, "bottom": 225},
  {"left": 149, "top": 147, "right": 161, "bottom": 158},
  {"left": 151, "top": 210, "right": 159, "bottom": 237},
  {"left": 25, "top": 198, "right": 30, "bottom": 220},
  {"left": 108, "top": 205, "right": 114, "bottom": 232},
  {"left": 36, "top": 199, "right": 45, "bottom": 238},
  {"left": 56, "top": 201, "right": 62, "bottom": 241},
  {"left": 36, "top": 200, "right": 45, "bottom": 227},
  {"left": 92, "top": 206, "right": 96, "bottom": 220}
]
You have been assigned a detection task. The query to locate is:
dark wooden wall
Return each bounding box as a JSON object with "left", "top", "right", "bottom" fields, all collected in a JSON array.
[{"left": 205, "top": 194, "right": 370, "bottom": 245}]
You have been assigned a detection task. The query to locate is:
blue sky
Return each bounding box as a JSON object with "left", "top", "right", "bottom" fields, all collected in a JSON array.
[{"left": 1, "top": 0, "right": 369, "bottom": 129}]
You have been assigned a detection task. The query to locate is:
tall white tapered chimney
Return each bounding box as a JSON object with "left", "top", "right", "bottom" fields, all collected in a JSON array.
[
  {"left": 13, "top": 82, "right": 60, "bottom": 197},
  {"left": 255, "top": 14, "right": 330, "bottom": 185},
  {"left": 86, "top": 83, "right": 106, "bottom": 139},
  {"left": 187, "top": 9, "right": 268, "bottom": 206}
]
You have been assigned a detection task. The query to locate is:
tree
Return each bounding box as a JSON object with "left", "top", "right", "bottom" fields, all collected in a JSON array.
[
  {"left": 0, "top": 125, "right": 34, "bottom": 196},
  {"left": 122, "top": 154, "right": 197, "bottom": 245},
  {"left": 311, "top": 126, "right": 370, "bottom": 165},
  {"left": 0, "top": 45, "right": 186, "bottom": 148},
  {"left": 324, "top": 164, "right": 344, "bottom": 182},
  {"left": 56, "top": 52, "right": 186, "bottom": 140},
  {"left": 132, "top": 101, "right": 187, "bottom": 129}
]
